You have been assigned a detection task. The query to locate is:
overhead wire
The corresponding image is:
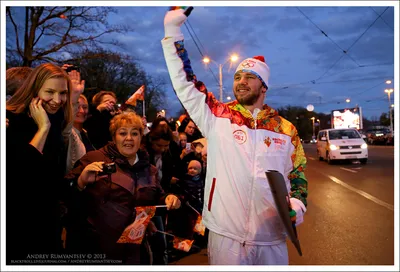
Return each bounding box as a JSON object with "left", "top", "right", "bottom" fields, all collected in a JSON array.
[
  {"left": 298, "top": 7, "right": 389, "bottom": 83},
  {"left": 346, "top": 7, "right": 389, "bottom": 52},
  {"left": 186, "top": 20, "right": 207, "bottom": 54},
  {"left": 183, "top": 20, "right": 220, "bottom": 86},
  {"left": 269, "top": 61, "right": 393, "bottom": 92},
  {"left": 352, "top": 81, "right": 386, "bottom": 96},
  {"left": 370, "top": 7, "right": 393, "bottom": 30},
  {"left": 296, "top": 7, "right": 361, "bottom": 68}
]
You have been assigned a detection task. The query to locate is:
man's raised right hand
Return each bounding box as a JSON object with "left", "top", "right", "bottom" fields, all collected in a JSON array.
[{"left": 164, "top": 7, "right": 194, "bottom": 39}]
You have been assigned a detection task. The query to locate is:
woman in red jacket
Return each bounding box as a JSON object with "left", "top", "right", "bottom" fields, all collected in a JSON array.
[{"left": 64, "top": 111, "right": 181, "bottom": 264}]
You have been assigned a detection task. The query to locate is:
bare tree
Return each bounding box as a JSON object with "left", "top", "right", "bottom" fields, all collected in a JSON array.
[
  {"left": 6, "top": 6, "right": 131, "bottom": 67},
  {"left": 72, "top": 49, "right": 166, "bottom": 120}
]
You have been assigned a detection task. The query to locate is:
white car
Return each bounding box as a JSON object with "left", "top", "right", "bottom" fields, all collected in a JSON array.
[{"left": 316, "top": 128, "right": 368, "bottom": 164}]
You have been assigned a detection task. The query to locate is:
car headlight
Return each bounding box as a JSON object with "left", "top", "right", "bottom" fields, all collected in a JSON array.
[
  {"left": 329, "top": 144, "right": 338, "bottom": 150},
  {"left": 361, "top": 143, "right": 368, "bottom": 149}
]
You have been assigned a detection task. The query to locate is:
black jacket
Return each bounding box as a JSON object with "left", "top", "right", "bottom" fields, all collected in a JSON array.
[
  {"left": 143, "top": 134, "right": 181, "bottom": 193},
  {"left": 64, "top": 143, "right": 165, "bottom": 264},
  {"left": 83, "top": 109, "right": 113, "bottom": 149},
  {"left": 6, "top": 109, "right": 66, "bottom": 263}
]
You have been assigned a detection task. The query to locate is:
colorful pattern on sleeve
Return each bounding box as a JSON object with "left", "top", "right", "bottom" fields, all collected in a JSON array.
[
  {"left": 175, "top": 41, "right": 197, "bottom": 82},
  {"left": 288, "top": 134, "right": 308, "bottom": 207}
]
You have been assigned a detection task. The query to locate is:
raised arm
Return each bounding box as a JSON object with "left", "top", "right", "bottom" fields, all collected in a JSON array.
[{"left": 162, "top": 7, "right": 228, "bottom": 137}]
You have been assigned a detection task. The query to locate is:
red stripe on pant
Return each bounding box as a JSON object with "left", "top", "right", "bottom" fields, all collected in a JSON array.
[{"left": 208, "top": 178, "right": 216, "bottom": 211}]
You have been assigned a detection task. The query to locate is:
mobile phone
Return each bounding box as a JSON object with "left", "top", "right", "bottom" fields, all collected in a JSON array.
[{"left": 186, "top": 143, "right": 191, "bottom": 151}]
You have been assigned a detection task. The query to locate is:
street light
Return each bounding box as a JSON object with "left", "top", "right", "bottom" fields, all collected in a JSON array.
[
  {"left": 311, "top": 117, "right": 316, "bottom": 140},
  {"left": 386, "top": 80, "right": 392, "bottom": 84},
  {"left": 346, "top": 98, "right": 351, "bottom": 103},
  {"left": 203, "top": 54, "right": 239, "bottom": 102},
  {"left": 384, "top": 88, "right": 394, "bottom": 135},
  {"left": 226, "top": 96, "right": 232, "bottom": 101}
]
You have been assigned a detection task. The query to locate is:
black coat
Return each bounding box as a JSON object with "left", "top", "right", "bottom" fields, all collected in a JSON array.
[
  {"left": 83, "top": 109, "right": 113, "bottom": 149},
  {"left": 143, "top": 134, "right": 181, "bottom": 193},
  {"left": 6, "top": 109, "right": 66, "bottom": 263},
  {"left": 64, "top": 143, "right": 166, "bottom": 264}
]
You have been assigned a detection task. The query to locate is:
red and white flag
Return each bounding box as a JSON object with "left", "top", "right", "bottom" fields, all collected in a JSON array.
[
  {"left": 172, "top": 237, "right": 195, "bottom": 252},
  {"left": 117, "top": 206, "right": 156, "bottom": 244},
  {"left": 193, "top": 214, "right": 205, "bottom": 236},
  {"left": 126, "top": 85, "right": 145, "bottom": 106}
]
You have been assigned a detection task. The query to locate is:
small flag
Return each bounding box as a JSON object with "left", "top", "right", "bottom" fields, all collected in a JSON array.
[
  {"left": 172, "top": 237, "right": 194, "bottom": 252},
  {"left": 126, "top": 85, "right": 145, "bottom": 106},
  {"left": 117, "top": 206, "right": 156, "bottom": 244},
  {"left": 193, "top": 214, "right": 205, "bottom": 236}
]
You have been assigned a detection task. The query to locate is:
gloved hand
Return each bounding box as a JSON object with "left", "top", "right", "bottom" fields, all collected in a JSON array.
[
  {"left": 164, "top": 7, "right": 193, "bottom": 40},
  {"left": 290, "top": 198, "right": 307, "bottom": 226}
]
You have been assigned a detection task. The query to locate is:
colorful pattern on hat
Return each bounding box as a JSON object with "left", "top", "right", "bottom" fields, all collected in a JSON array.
[{"left": 235, "top": 56, "right": 270, "bottom": 88}]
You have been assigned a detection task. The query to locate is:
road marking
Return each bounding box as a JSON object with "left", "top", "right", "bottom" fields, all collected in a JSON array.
[
  {"left": 327, "top": 175, "right": 394, "bottom": 211},
  {"left": 340, "top": 167, "right": 358, "bottom": 173},
  {"left": 308, "top": 157, "right": 316, "bottom": 160}
]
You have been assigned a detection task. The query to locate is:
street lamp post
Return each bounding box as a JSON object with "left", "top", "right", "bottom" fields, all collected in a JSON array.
[
  {"left": 203, "top": 55, "right": 238, "bottom": 102},
  {"left": 384, "top": 88, "right": 394, "bottom": 135},
  {"left": 311, "top": 117, "right": 316, "bottom": 140},
  {"left": 218, "top": 64, "right": 223, "bottom": 102}
]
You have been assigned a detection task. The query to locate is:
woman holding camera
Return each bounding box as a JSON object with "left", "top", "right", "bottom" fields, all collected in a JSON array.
[
  {"left": 64, "top": 111, "right": 181, "bottom": 264},
  {"left": 6, "top": 63, "right": 74, "bottom": 262}
]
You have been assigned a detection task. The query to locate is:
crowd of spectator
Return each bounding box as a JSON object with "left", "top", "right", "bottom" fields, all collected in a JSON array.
[{"left": 5, "top": 64, "right": 208, "bottom": 265}]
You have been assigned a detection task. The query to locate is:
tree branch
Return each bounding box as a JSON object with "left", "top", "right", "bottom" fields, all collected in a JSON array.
[
  {"left": 33, "top": 26, "right": 46, "bottom": 46},
  {"left": 6, "top": 7, "right": 23, "bottom": 58},
  {"left": 35, "top": 29, "right": 116, "bottom": 58},
  {"left": 38, "top": 7, "right": 72, "bottom": 26}
]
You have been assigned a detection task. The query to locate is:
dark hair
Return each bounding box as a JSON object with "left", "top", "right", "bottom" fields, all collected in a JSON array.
[
  {"left": 148, "top": 123, "right": 174, "bottom": 142},
  {"left": 91, "top": 91, "right": 117, "bottom": 107},
  {"left": 150, "top": 117, "right": 169, "bottom": 131},
  {"left": 178, "top": 117, "right": 195, "bottom": 133},
  {"left": 150, "top": 116, "right": 178, "bottom": 132},
  {"left": 6, "top": 67, "right": 34, "bottom": 96}
]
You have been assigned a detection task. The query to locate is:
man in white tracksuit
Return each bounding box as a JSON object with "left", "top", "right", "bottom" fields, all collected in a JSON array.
[{"left": 162, "top": 7, "right": 308, "bottom": 265}]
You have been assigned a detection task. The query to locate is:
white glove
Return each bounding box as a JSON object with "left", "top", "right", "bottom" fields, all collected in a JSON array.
[
  {"left": 164, "top": 7, "right": 191, "bottom": 40},
  {"left": 290, "top": 198, "right": 307, "bottom": 226}
]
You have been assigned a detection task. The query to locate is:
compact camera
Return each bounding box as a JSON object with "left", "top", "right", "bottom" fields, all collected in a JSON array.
[
  {"left": 103, "top": 162, "right": 116, "bottom": 174},
  {"left": 65, "top": 65, "right": 80, "bottom": 73}
]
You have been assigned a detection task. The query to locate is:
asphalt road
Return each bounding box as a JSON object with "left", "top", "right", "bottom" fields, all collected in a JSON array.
[{"left": 171, "top": 144, "right": 396, "bottom": 265}]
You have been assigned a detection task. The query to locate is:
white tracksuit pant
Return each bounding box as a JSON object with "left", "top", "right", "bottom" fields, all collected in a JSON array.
[{"left": 208, "top": 231, "right": 288, "bottom": 265}]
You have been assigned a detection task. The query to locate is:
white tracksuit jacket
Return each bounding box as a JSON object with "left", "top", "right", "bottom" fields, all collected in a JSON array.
[{"left": 162, "top": 38, "right": 308, "bottom": 246}]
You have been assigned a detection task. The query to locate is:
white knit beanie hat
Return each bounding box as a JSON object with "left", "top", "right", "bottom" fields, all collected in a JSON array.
[{"left": 235, "top": 56, "right": 270, "bottom": 88}]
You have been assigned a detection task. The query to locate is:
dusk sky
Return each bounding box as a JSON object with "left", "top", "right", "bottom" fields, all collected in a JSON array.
[{"left": 4, "top": 2, "right": 398, "bottom": 120}]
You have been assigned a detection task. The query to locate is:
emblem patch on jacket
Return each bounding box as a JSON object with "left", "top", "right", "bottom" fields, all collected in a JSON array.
[
  {"left": 273, "top": 137, "right": 287, "bottom": 151},
  {"left": 233, "top": 130, "right": 247, "bottom": 144},
  {"left": 264, "top": 137, "right": 272, "bottom": 147}
]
